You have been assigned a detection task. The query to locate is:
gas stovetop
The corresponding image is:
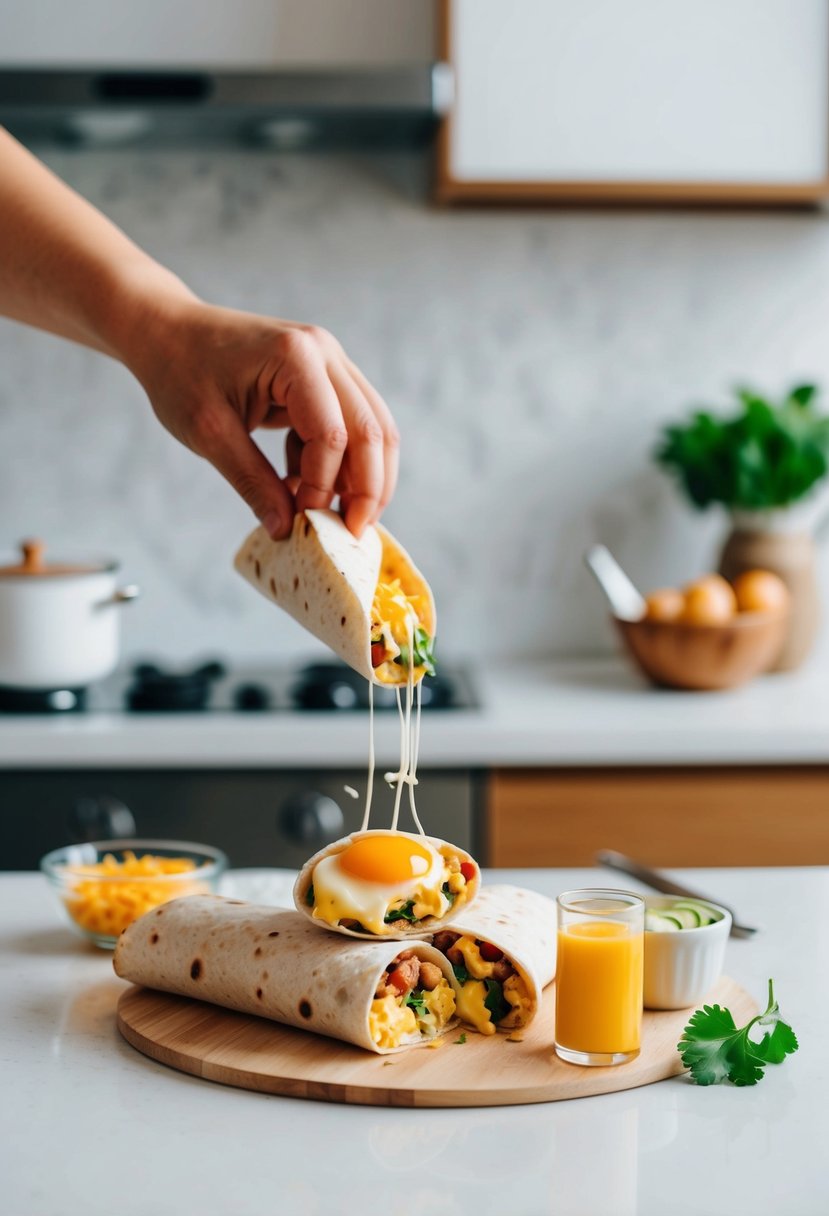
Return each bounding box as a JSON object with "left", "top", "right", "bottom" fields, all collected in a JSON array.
[{"left": 0, "top": 659, "right": 479, "bottom": 715}]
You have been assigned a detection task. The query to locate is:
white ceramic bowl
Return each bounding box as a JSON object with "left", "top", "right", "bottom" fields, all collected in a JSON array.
[{"left": 643, "top": 896, "right": 731, "bottom": 1010}]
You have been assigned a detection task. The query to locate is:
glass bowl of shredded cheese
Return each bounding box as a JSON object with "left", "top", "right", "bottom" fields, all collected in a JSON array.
[{"left": 40, "top": 839, "right": 228, "bottom": 949}]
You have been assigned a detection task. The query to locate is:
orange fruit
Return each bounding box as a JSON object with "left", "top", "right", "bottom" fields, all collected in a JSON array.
[
  {"left": 644, "top": 588, "right": 685, "bottom": 622},
  {"left": 732, "top": 569, "right": 790, "bottom": 614},
  {"left": 680, "top": 574, "right": 737, "bottom": 625}
]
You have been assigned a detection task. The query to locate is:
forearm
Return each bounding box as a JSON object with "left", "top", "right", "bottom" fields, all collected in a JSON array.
[{"left": 0, "top": 126, "right": 195, "bottom": 362}]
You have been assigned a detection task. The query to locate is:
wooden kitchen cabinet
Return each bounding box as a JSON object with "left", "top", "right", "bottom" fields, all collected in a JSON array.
[
  {"left": 487, "top": 767, "right": 829, "bottom": 867},
  {"left": 438, "top": 0, "right": 829, "bottom": 206}
]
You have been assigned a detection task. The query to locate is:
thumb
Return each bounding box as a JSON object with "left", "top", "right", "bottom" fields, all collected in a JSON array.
[{"left": 200, "top": 413, "right": 295, "bottom": 539}]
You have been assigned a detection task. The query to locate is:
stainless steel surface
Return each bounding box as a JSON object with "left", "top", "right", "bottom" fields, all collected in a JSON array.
[
  {"left": 1, "top": 768, "right": 479, "bottom": 870},
  {"left": 584, "top": 545, "right": 647, "bottom": 622},
  {"left": 595, "top": 848, "right": 758, "bottom": 938},
  {"left": 0, "top": 66, "right": 450, "bottom": 149}
]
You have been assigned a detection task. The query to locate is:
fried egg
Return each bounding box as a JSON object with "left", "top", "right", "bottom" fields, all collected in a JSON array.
[{"left": 310, "top": 831, "right": 447, "bottom": 935}]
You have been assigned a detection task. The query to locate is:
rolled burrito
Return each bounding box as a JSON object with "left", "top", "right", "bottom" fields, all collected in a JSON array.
[
  {"left": 234, "top": 508, "right": 436, "bottom": 687},
  {"left": 294, "top": 829, "right": 480, "bottom": 940},
  {"left": 113, "top": 895, "right": 459, "bottom": 1054},
  {"left": 430, "top": 885, "right": 557, "bottom": 1037}
]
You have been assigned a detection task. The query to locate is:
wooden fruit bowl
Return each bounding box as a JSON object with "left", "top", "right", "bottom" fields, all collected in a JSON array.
[{"left": 614, "top": 611, "right": 788, "bottom": 690}]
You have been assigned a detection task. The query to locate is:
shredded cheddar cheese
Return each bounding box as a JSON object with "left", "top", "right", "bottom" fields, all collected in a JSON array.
[
  {"left": 370, "top": 578, "right": 431, "bottom": 686},
  {"left": 61, "top": 851, "right": 207, "bottom": 938}
]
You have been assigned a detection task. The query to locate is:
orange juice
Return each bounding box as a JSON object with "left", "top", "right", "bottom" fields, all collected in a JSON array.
[{"left": 555, "top": 920, "right": 644, "bottom": 1055}]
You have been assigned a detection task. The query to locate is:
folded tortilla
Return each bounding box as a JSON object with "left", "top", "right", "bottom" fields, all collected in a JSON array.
[
  {"left": 294, "top": 830, "right": 480, "bottom": 940},
  {"left": 430, "top": 885, "right": 557, "bottom": 1036},
  {"left": 234, "top": 508, "right": 436, "bottom": 686},
  {"left": 113, "top": 894, "right": 459, "bottom": 1055}
]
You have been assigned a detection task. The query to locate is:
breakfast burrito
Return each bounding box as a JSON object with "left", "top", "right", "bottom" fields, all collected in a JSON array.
[
  {"left": 294, "top": 829, "right": 480, "bottom": 940},
  {"left": 234, "top": 508, "right": 436, "bottom": 686},
  {"left": 430, "top": 885, "right": 557, "bottom": 1037},
  {"left": 113, "top": 895, "right": 459, "bottom": 1054}
]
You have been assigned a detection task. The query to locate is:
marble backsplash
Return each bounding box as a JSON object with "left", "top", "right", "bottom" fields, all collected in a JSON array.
[{"left": 2, "top": 148, "right": 829, "bottom": 666}]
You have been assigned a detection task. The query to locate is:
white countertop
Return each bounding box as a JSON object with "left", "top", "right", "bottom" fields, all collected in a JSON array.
[
  {"left": 2, "top": 658, "right": 829, "bottom": 768},
  {"left": 1, "top": 865, "right": 825, "bottom": 1216}
]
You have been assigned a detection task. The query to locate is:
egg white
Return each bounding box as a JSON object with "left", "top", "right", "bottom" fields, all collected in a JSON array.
[{"left": 311, "top": 834, "right": 447, "bottom": 935}]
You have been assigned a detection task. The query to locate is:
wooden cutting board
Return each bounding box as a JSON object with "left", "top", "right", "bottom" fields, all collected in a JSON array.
[{"left": 117, "top": 974, "right": 754, "bottom": 1108}]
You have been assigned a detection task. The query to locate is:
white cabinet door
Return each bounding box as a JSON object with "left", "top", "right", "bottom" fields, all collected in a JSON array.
[
  {"left": 2, "top": 0, "right": 434, "bottom": 67},
  {"left": 438, "top": 0, "right": 829, "bottom": 204}
]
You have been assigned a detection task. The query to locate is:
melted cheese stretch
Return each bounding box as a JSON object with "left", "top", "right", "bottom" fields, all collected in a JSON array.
[{"left": 369, "top": 978, "right": 456, "bottom": 1049}]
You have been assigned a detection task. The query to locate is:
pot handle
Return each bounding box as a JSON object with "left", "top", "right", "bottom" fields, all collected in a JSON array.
[{"left": 96, "top": 584, "right": 140, "bottom": 609}]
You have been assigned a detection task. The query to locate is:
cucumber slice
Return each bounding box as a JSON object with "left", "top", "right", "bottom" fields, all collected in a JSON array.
[
  {"left": 645, "top": 911, "right": 680, "bottom": 932},
  {"left": 666, "top": 907, "right": 701, "bottom": 929},
  {"left": 672, "top": 900, "right": 716, "bottom": 926}
]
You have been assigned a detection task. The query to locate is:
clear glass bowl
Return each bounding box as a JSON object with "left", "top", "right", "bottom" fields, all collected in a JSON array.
[{"left": 40, "top": 838, "right": 228, "bottom": 949}]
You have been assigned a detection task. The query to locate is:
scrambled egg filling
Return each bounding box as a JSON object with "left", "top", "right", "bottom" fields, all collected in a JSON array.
[
  {"left": 371, "top": 578, "right": 431, "bottom": 685},
  {"left": 450, "top": 937, "right": 533, "bottom": 1035},
  {"left": 369, "top": 978, "right": 456, "bottom": 1049}
]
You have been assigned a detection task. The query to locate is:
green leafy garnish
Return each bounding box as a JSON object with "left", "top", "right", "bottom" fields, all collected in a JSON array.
[
  {"left": 305, "top": 884, "right": 315, "bottom": 907},
  {"left": 677, "top": 979, "right": 798, "bottom": 1086},
  {"left": 442, "top": 881, "right": 456, "bottom": 908},
  {"left": 454, "top": 1033, "right": 467, "bottom": 1045},
  {"left": 484, "top": 979, "right": 510, "bottom": 1025},
  {"left": 403, "top": 989, "right": 427, "bottom": 1014},
  {"left": 384, "top": 899, "right": 418, "bottom": 924},
  {"left": 452, "top": 961, "right": 469, "bottom": 985},
  {"left": 656, "top": 384, "right": 829, "bottom": 510},
  {"left": 394, "top": 626, "right": 437, "bottom": 676}
]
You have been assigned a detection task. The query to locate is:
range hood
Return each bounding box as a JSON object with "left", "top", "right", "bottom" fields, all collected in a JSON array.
[{"left": 0, "top": 64, "right": 453, "bottom": 149}]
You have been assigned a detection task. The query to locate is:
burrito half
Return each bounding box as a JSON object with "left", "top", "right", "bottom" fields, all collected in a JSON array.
[
  {"left": 234, "top": 509, "right": 436, "bottom": 686},
  {"left": 113, "top": 895, "right": 458, "bottom": 1054},
  {"left": 430, "top": 885, "right": 557, "bottom": 1037},
  {"left": 294, "top": 829, "right": 480, "bottom": 940}
]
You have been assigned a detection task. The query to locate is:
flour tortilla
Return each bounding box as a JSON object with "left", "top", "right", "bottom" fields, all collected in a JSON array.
[
  {"left": 234, "top": 509, "right": 436, "bottom": 685},
  {"left": 294, "top": 830, "right": 480, "bottom": 940},
  {"left": 433, "top": 885, "right": 557, "bottom": 1032},
  {"left": 113, "top": 894, "right": 458, "bottom": 1055}
]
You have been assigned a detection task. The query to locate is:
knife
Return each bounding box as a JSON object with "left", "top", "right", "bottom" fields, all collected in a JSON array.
[{"left": 595, "top": 849, "right": 757, "bottom": 939}]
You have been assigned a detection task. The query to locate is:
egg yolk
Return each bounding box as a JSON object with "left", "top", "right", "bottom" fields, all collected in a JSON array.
[{"left": 338, "top": 835, "right": 434, "bottom": 884}]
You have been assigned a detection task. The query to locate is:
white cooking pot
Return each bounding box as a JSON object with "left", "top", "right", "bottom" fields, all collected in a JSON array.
[{"left": 0, "top": 540, "right": 139, "bottom": 689}]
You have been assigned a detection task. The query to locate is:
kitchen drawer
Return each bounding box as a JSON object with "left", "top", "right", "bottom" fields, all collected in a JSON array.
[{"left": 487, "top": 767, "right": 829, "bottom": 868}]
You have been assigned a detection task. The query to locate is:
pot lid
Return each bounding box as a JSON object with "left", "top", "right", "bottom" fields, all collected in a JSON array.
[{"left": 0, "top": 539, "right": 104, "bottom": 577}]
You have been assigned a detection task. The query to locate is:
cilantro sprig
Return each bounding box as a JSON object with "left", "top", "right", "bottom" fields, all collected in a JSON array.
[
  {"left": 677, "top": 979, "right": 798, "bottom": 1086},
  {"left": 394, "top": 626, "right": 436, "bottom": 677},
  {"left": 452, "top": 960, "right": 469, "bottom": 985},
  {"left": 484, "top": 979, "right": 510, "bottom": 1025},
  {"left": 384, "top": 899, "right": 418, "bottom": 925},
  {"left": 403, "top": 989, "right": 427, "bottom": 1015}
]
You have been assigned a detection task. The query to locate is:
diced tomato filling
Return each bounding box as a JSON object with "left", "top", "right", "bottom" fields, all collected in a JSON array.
[
  {"left": 460, "top": 862, "right": 476, "bottom": 884},
  {"left": 479, "top": 941, "right": 503, "bottom": 963},
  {"left": 371, "top": 641, "right": 387, "bottom": 668}
]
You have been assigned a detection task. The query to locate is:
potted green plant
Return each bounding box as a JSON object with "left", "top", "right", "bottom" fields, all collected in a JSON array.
[{"left": 656, "top": 384, "right": 829, "bottom": 669}]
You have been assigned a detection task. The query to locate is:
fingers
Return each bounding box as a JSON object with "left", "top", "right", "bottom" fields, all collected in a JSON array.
[
  {"left": 266, "top": 326, "right": 400, "bottom": 535},
  {"left": 189, "top": 405, "right": 295, "bottom": 539},
  {"left": 329, "top": 366, "right": 385, "bottom": 536},
  {"left": 269, "top": 331, "right": 347, "bottom": 515}
]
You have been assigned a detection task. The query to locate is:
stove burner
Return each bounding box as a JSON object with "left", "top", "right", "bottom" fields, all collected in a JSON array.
[
  {"left": 291, "top": 663, "right": 455, "bottom": 712},
  {"left": 0, "top": 685, "right": 86, "bottom": 713},
  {"left": 127, "top": 661, "right": 226, "bottom": 712}
]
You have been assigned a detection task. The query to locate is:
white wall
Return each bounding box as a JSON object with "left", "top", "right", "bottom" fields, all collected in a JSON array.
[{"left": 2, "top": 148, "right": 829, "bottom": 666}]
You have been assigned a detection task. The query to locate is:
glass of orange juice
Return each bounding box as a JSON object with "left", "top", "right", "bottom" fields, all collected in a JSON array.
[{"left": 555, "top": 889, "right": 644, "bottom": 1067}]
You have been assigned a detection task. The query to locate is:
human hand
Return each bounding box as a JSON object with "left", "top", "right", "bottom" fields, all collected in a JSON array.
[{"left": 126, "top": 297, "right": 399, "bottom": 539}]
